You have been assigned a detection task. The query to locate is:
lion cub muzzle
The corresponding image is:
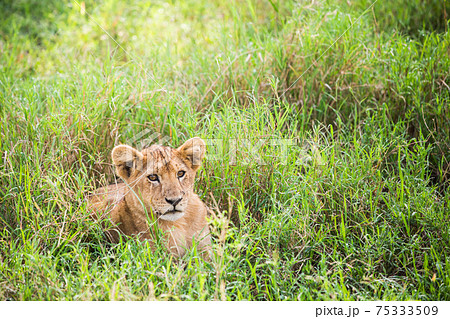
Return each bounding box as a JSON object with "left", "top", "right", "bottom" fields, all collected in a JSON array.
[
  {"left": 158, "top": 196, "right": 185, "bottom": 221},
  {"left": 165, "top": 197, "right": 182, "bottom": 206}
]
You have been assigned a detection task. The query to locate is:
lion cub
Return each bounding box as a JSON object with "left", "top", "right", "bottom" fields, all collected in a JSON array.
[{"left": 89, "top": 137, "right": 211, "bottom": 258}]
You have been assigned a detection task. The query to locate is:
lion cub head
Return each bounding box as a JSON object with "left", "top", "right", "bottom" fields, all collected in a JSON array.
[{"left": 111, "top": 137, "right": 206, "bottom": 222}]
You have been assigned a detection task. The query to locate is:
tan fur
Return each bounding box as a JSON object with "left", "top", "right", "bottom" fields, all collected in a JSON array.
[{"left": 89, "top": 137, "right": 211, "bottom": 259}]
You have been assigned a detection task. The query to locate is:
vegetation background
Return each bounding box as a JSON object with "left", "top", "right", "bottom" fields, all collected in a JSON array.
[{"left": 0, "top": 0, "right": 449, "bottom": 300}]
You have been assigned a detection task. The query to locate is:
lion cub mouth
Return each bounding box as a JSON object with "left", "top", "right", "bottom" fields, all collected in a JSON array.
[
  {"left": 165, "top": 209, "right": 182, "bottom": 214},
  {"left": 158, "top": 209, "right": 185, "bottom": 222}
]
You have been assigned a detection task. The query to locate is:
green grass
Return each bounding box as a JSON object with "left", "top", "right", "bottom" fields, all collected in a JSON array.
[{"left": 0, "top": 0, "right": 449, "bottom": 300}]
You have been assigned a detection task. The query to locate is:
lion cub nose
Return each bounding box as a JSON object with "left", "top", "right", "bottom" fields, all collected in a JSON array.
[{"left": 165, "top": 197, "right": 182, "bottom": 207}]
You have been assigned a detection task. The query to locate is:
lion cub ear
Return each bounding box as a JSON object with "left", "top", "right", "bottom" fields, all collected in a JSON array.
[
  {"left": 111, "top": 145, "right": 144, "bottom": 181},
  {"left": 177, "top": 137, "right": 206, "bottom": 170}
]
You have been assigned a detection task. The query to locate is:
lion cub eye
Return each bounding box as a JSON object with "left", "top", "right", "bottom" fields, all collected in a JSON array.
[
  {"left": 148, "top": 174, "right": 159, "bottom": 182},
  {"left": 177, "top": 170, "right": 186, "bottom": 178}
]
